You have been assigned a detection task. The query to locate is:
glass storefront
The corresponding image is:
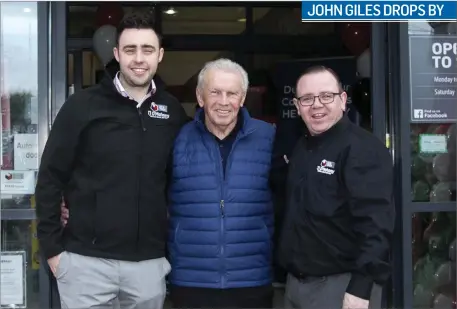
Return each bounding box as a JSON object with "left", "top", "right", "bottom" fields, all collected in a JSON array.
[{"left": 406, "top": 21, "right": 457, "bottom": 309}]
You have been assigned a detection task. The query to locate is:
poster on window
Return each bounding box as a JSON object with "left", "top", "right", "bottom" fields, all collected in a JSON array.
[
  {"left": 13, "top": 134, "right": 38, "bottom": 170},
  {"left": 410, "top": 35, "right": 457, "bottom": 122},
  {"left": 0, "top": 170, "right": 35, "bottom": 195},
  {"left": 1, "top": 251, "right": 26, "bottom": 308}
]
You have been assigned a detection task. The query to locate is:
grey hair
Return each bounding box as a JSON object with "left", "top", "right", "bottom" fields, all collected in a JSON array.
[{"left": 197, "top": 58, "right": 249, "bottom": 94}]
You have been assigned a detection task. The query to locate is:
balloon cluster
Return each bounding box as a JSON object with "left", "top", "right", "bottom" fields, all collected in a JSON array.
[{"left": 93, "top": 4, "right": 124, "bottom": 66}]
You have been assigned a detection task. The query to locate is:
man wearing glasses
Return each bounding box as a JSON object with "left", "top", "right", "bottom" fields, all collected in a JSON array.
[{"left": 278, "top": 66, "right": 394, "bottom": 309}]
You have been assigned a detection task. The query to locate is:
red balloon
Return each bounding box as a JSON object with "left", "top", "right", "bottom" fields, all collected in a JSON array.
[
  {"left": 95, "top": 3, "right": 124, "bottom": 27},
  {"left": 340, "top": 23, "right": 371, "bottom": 56}
]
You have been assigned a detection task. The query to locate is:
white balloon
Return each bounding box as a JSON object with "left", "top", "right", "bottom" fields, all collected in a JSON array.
[
  {"left": 357, "top": 49, "right": 371, "bottom": 78},
  {"left": 93, "top": 25, "right": 117, "bottom": 66}
]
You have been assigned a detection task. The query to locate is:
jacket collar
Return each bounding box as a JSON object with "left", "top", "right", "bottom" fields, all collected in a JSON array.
[{"left": 303, "top": 115, "right": 349, "bottom": 147}]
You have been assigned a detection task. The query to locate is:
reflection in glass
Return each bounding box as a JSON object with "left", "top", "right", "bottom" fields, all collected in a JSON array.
[
  {"left": 1, "top": 1, "right": 39, "bottom": 205},
  {"left": 411, "top": 124, "right": 456, "bottom": 202},
  {"left": 412, "top": 212, "right": 456, "bottom": 308},
  {"left": 1, "top": 220, "right": 40, "bottom": 309}
]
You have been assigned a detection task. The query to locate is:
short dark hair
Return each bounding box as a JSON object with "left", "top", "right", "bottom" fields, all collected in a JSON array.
[
  {"left": 296, "top": 65, "right": 344, "bottom": 92},
  {"left": 116, "top": 13, "right": 162, "bottom": 47}
]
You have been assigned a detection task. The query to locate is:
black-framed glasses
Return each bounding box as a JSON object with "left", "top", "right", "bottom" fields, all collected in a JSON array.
[{"left": 295, "top": 92, "right": 342, "bottom": 106}]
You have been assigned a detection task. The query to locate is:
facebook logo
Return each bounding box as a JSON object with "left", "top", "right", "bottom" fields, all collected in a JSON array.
[{"left": 414, "top": 109, "right": 424, "bottom": 118}]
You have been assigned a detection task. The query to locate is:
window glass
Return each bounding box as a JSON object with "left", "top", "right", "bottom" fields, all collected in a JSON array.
[
  {"left": 0, "top": 2, "right": 42, "bottom": 308},
  {"left": 412, "top": 212, "right": 456, "bottom": 308},
  {"left": 408, "top": 21, "right": 457, "bottom": 202}
]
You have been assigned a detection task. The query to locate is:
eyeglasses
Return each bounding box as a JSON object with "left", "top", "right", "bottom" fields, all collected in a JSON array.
[{"left": 295, "top": 92, "right": 342, "bottom": 106}]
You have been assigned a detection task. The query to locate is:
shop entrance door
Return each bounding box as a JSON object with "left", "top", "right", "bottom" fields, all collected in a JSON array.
[
  {"left": 389, "top": 21, "right": 457, "bottom": 309},
  {"left": 0, "top": 2, "right": 54, "bottom": 308}
]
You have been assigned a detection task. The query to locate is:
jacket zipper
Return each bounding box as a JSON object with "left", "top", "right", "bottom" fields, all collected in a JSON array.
[
  {"left": 135, "top": 107, "right": 146, "bottom": 252},
  {"left": 217, "top": 135, "right": 241, "bottom": 289}
]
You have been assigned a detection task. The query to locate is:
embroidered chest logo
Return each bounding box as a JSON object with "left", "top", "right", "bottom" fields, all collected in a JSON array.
[
  {"left": 317, "top": 159, "right": 335, "bottom": 175},
  {"left": 148, "top": 102, "right": 169, "bottom": 119}
]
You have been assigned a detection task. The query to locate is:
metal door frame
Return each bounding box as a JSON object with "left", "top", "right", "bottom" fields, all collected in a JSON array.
[
  {"left": 47, "top": 2, "right": 68, "bottom": 308},
  {"left": 371, "top": 22, "right": 405, "bottom": 309}
]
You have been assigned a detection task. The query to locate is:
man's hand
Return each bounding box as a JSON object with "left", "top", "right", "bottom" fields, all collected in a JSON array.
[
  {"left": 47, "top": 253, "right": 62, "bottom": 277},
  {"left": 61, "top": 199, "right": 69, "bottom": 226},
  {"left": 342, "top": 293, "right": 369, "bottom": 309},
  {"left": 284, "top": 155, "right": 289, "bottom": 164}
]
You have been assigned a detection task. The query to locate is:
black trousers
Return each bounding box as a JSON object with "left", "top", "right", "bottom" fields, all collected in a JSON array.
[{"left": 169, "top": 284, "right": 274, "bottom": 308}]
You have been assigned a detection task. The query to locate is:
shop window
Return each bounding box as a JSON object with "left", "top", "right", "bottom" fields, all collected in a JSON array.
[
  {"left": 67, "top": 5, "right": 156, "bottom": 38},
  {"left": 161, "top": 7, "right": 245, "bottom": 35},
  {"left": 409, "top": 21, "right": 457, "bottom": 203},
  {"left": 253, "top": 7, "right": 334, "bottom": 35},
  {"left": 0, "top": 2, "right": 41, "bottom": 308},
  {"left": 412, "top": 212, "right": 456, "bottom": 308},
  {"left": 157, "top": 51, "right": 234, "bottom": 116}
]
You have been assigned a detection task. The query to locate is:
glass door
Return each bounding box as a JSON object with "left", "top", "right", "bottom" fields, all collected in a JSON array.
[
  {"left": 396, "top": 21, "right": 457, "bottom": 308},
  {"left": 0, "top": 2, "right": 52, "bottom": 308}
]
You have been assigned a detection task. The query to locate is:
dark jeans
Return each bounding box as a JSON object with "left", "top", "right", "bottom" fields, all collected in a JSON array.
[{"left": 169, "top": 284, "right": 274, "bottom": 308}]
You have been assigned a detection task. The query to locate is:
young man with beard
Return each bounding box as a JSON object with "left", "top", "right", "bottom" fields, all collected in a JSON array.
[
  {"left": 35, "top": 14, "right": 187, "bottom": 309},
  {"left": 167, "top": 58, "right": 275, "bottom": 308},
  {"left": 278, "top": 66, "right": 394, "bottom": 309}
]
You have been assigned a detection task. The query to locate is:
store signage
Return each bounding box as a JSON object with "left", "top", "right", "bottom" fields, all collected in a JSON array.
[
  {"left": 0, "top": 170, "right": 35, "bottom": 195},
  {"left": 13, "top": 134, "right": 38, "bottom": 170},
  {"left": 1, "top": 251, "right": 26, "bottom": 308},
  {"left": 410, "top": 36, "right": 457, "bottom": 122}
]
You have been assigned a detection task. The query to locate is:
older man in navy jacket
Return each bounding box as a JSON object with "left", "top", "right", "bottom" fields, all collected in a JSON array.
[{"left": 168, "top": 58, "right": 275, "bottom": 308}]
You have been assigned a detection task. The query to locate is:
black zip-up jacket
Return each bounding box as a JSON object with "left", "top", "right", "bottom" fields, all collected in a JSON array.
[
  {"left": 36, "top": 63, "right": 188, "bottom": 262},
  {"left": 278, "top": 116, "right": 395, "bottom": 300}
]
